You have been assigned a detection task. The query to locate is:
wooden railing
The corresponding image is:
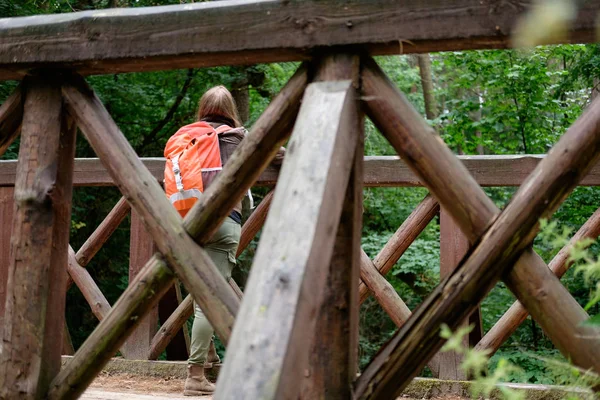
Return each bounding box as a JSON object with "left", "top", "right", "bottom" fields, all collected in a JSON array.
[{"left": 1, "top": 155, "right": 599, "bottom": 379}]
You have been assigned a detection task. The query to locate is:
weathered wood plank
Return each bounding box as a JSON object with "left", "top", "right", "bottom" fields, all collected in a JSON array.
[
  {"left": 49, "top": 65, "right": 308, "bottom": 399},
  {"left": 359, "top": 250, "right": 411, "bottom": 327},
  {"left": 358, "top": 194, "right": 439, "bottom": 303},
  {"left": 0, "top": 186, "right": 13, "bottom": 332},
  {"left": 435, "top": 209, "right": 470, "bottom": 380},
  {"left": 77, "top": 196, "right": 130, "bottom": 266},
  {"left": 301, "top": 53, "right": 362, "bottom": 400},
  {"left": 1, "top": 155, "right": 600, "bottom": 187},
  {"left": 0, "top": 78, "right": 75, "bottom": 399},
  {"left": 216, "top": 80, "right": 358, "bottom": 400},
  {"left": 476, "top": 206, "right": 600, "bottom": 356},
  {"left": 157, "top": 284, "right": 189, "bottom": 360},
  {"left": 122, "top": 210, "right": 159, "bottom": 360},
  {"left": 357, "top": 57, "right": 600, "bottom": 398},
  {"left": 0, "top": 85, "right": 23, "bottom": 153},
  {"left": 1, "top": 0, "right": 599, "bottom": 79}
]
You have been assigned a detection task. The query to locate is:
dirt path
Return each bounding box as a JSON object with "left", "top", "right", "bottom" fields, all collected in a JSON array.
[
  {"left": 84, "top": 373, "right": 467, "bottom": 400},
  {"left": 85, "top": 373, "right": 207, "bottom": 399}
]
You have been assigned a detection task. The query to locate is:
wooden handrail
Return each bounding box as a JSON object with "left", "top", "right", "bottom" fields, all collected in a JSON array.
[
  {"left": 3, "top": 155, "right": 600, "bottom": 187},
  {"left": 0, "top": 0, "right": 599, "bottom": 80}
]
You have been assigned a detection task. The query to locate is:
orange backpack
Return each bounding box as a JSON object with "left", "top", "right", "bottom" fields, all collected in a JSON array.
[{"left": 164, "top": 121, "right": 231, "bottom": 217}]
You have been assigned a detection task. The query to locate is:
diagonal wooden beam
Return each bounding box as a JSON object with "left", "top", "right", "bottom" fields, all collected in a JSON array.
[
  {"left": 358, "top": 194, "right": 439, "bottom": 303},
  {"left": 49, "top": 65, "right": 307, "bottom": 400},
  {"left": 476, "top": 206, "right": 600, "bottom": 356},
  {"left": 356, "top": 57, "right": 600, "bottom": 398},
  {"left": 0, "top": 77, "right": 76, "bottom": 399},
  {"left": 0, "top": 84, "right": 23, "bottom": 155},
  {"left": 67, "top": 246, "right": 111, "bottom": 321},
  {"left": 216, "top": 80, "right": 359, "bottom": 400}
]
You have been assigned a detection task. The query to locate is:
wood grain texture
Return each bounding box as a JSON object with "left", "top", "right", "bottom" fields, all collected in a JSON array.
[
  {"left": 476, "top": 206, "right": 600, "bottom": 355},
  {"left": 1, "top": 0, "right": 600, "bottom": 79},
  {"left": 357, "top": 57, "right": 600, "bottom": 398},
  {"left": 49, "top": 255, "right": 175, "bottom": 400},
  {"left": 0, "top": 186, "right": 13, "bottom": 331},
  {"left": 358, "top": 194, "right": 439, "bottom": 303},
  {"left": 0, "top": 85, "right": 23, "bottom": 154},
  {"left": 359, "top": 250, "right": 411, "bottom": 327},
  {"left": 50, "top": 65, "right": 307, "bottom": 399},
  {"left": 122, "top": 210, "right": 159, "bottom": 360},
  {"left": 435, "top": 209, "right": 470, "bottom": 380},
  {"left": 216, "top": 80, "right": 358, "bottom": 400},
  {"left": 67, "top": 246, "right": 112, "bottom": 322},
  {"left": 301, "top": 53, "right": 362, "bottom": 400},
  {"left": 0, "top": 78, "right": 75, "bottom": 399},
  {"left": 1, "top": 155, "right": 600, "bottom": 187}
]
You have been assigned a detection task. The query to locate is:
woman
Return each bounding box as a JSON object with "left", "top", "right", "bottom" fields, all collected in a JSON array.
[{"left": 175, "top": 86, "right": 283, "bottom": 396}]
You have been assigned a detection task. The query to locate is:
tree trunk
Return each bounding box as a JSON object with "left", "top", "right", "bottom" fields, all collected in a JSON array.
[
  {"left": 417, "top": 54, "right": 438, "bottom": 121},
  {"left": 232, "top": 69, "right": 250, "bottom": 125}
]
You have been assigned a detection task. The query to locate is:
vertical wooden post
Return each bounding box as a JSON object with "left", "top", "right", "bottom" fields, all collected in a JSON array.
[
  {"left": 300, "top": 54, "right": 362, "bottom": 399},
  {"left": 122, "top": 210, "right": 159, "bottom": 359},
  {"left": 437, "top": 209, "right": 483, "bottom": 379},
  {"left": 0, "top": 186, "right": 14, "bottom": 332},
  {"left": 0, "top": 78, "right": 76, "bottom": 399},
  {"left": 437, "top": 209, "right": 469, "bottom": 379},
  {"left": 216, "top": 80, "right": 358, "bottom": 400},
  {"left": 158, "top": 284, "right": 189, "bottom": 360}
]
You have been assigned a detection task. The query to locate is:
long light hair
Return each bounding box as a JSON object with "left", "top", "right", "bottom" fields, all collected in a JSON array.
[{"left": 197, "top": 85, "right": 241, "bottom": 127}]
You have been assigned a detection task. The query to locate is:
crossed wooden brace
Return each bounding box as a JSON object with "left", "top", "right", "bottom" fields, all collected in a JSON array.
[{"left": 353, "top": 57, "right": 600, "bottom": 399}]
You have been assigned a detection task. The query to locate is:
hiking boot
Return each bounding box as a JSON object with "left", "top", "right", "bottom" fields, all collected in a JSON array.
[
  {"left": 204, "top": 339, "right": 221, "bottom": 369},
  {"left": 184, "top": 364, "right": 215, "bottom": 396}
]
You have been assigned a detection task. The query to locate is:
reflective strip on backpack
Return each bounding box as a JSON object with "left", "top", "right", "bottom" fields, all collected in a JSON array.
[
  {"left": 201, "top": 167, "right": 223, "bottom": 172},
  {"left": 172, "top": 154, "right": 184, "bottom": 192},
  {"left": 169, "top": 188, "right": 203, "bottom": 204}
]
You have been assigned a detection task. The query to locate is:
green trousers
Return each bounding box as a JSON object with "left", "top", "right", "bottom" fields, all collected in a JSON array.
[{"left": 188, "top": 217, "right": 240, "bottom": 365}]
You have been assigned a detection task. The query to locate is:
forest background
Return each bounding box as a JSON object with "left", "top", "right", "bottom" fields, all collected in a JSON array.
[{"left": 3, "top": 0, "right": 600, "bottom": 386}]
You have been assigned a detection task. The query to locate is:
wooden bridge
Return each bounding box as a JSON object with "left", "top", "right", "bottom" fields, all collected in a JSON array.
[{"left": 0, "top": 1, "right": 600, "bottom": 399}]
